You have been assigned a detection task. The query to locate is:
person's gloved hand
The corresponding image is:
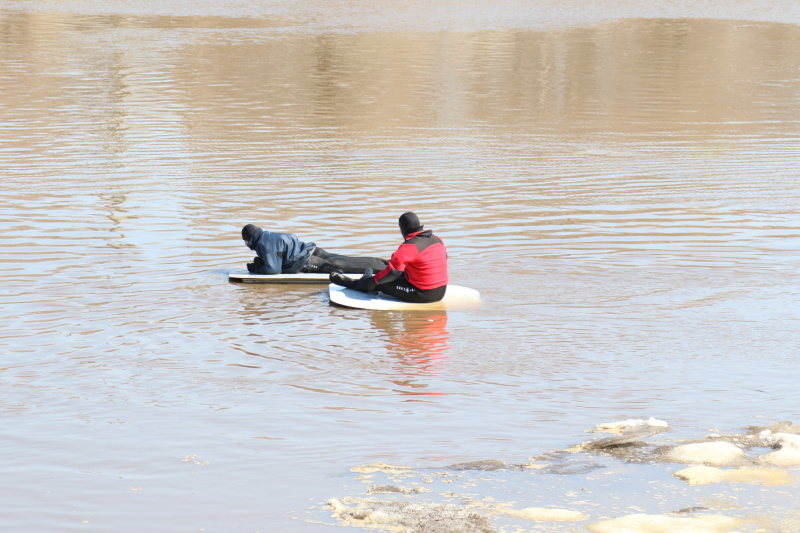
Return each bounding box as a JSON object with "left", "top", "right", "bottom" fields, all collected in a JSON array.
[{"left": 247, "top": 256, "right": 264, "bottom": 273}]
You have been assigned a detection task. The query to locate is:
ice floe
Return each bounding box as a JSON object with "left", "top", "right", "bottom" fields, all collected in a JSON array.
[
  {"left": 325, "top": 419, "right": 799, "bottom": 533},
  {"left": 664, "top": 441, "right": 746, "bottom": 467},
  {"left": 504, "top": 507, "right": 587, "bottom": 522},
  {"left": 757, "top": 432, "right": 800, "bottom": 467},
  {"left": 674, "top": 464, "right": 794, "bottom": 486},
  {"left": 585, "top": 513, "right": 743, "bottom": 533},
  {"left": 590, "top": 417, "right": 669, "bottom": 434},
  {"left": 351, "top": 463, "right": 412, "bottom": 475},
  {"left": 328, "top": 497, "right": 495, "bottom": 533}
]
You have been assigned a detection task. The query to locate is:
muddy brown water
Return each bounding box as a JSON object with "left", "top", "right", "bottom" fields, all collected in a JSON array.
[{"left": 1, "top": 1, "right": 799, "bottom": 531}]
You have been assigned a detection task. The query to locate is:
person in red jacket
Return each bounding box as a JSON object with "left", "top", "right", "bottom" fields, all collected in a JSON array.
[{"left": 330, "top": 212, "right": 448, "bottom": 303}]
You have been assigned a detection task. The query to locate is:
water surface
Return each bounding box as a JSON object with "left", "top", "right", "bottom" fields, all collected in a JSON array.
[{"left": 1, "top": 2, "right": 799, "bottom": 531}]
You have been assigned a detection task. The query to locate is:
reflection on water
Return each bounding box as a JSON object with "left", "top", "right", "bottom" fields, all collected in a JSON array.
[
  {"left": 1, "top": 2, "right": 800, "bottom": 532},
  {"left": 370, "top": 312, "right": 450, "bottom": 396}
]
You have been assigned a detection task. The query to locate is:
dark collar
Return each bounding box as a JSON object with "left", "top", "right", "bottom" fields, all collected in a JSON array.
[{"left": 404, "top": 229, "right": 432, "bottom": 240}]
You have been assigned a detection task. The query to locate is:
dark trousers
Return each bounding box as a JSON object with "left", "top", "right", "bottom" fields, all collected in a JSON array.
[
  {"left": 377, "top": 277, "right": 447, "bottom": 303},
  {"left": 303, "top": 247, "right": 388, "bottom": 274}
]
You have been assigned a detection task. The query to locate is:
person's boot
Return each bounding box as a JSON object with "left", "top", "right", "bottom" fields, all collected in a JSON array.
[
  {"left": 351, "top": 269, "right": 377, "bottom": 293},
  {"left": 319, "top": 262, "right": 344, "bottom": 274},
  {"left": 329, "top": 272, "right": 355, "bottom": 288}
]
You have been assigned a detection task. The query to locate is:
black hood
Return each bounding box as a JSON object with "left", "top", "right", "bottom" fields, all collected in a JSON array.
[
  {"left": 399, "top": 212, "right": 423, "bottom": 237},
  {"left": 242, "top": 224, "right": 259, "bottom": 242}
]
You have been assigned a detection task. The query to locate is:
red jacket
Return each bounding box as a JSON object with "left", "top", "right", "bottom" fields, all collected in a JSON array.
[{"left": 374, "top": 230, "right": 448, "bottom": 290}]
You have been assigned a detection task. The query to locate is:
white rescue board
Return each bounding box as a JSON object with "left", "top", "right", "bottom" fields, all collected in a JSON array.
[
  {"left": 328, "top": 284, "right": 481, "bottom": 311},
  {"left": 228, "top": 269, "right": 330, "bottom": 284}
]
